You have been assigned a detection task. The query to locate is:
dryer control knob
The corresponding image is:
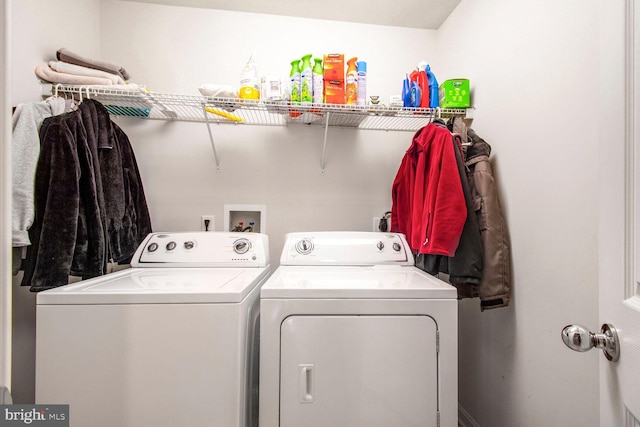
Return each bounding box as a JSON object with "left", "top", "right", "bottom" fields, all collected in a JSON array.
[
  {"left": 184, "top": 240, "right": 195, "bottom": 250},
  {"left": 233, "top": 238, "right": 250, "bottom": 254},
  {"left": 166, "top": 241, "right": 177, "bottom": 251},
  {"left": 393, "top": 242, "right": 401, "bottom": 252},
  {"left": 147, "top": 242, "right": 159, "bottom": 252},
  {"left": 377, "top": 241, "right": 384, "bottom": 251},
  {"left": 296, "top": 239, "right": 314, "bottom": 255}
]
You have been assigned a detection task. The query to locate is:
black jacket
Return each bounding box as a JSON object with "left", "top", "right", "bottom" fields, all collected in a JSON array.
[{"left": 22, "top": 99, "right": 152, "bottom": 292}]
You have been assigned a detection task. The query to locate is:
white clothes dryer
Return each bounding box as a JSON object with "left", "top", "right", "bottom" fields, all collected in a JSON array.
[
  {"left": 259, "top": 231, "right": 458, "bottom": 427},
  {"left": 36, "top": 232, "right": 270, "bottom": 427}
]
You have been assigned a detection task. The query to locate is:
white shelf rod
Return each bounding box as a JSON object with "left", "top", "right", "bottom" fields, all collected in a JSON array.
[
  {"left": 321, "top": 111, "right": 331, "bottom": 174},
  {"left": 202, "top": 103, "right": 221, "bottom": 172}
]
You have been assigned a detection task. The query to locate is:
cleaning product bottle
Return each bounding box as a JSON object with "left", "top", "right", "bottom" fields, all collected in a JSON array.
[
  {"left": 356, "top": 61, "right": 367, "bottom": 106},
  {"left": 239, "top": 54, "right": 260, "bottom": 100},
  {"left": 300, "top": 54, "right": 313, "bottom": 104},
  {"left": 289, "top": 59, "right": 301, "bottom": 104},
  {"left": 410, "top": 81, "right": 421, "bottom": 108},
  {"left": 312, "top": 57, "right": 324, "bottom": 104},
  {"left": 345, "top": 57, "right": 358, "bottom": 105},
  {"left": 417, "top": 61, "right": 429, "bottom": 108},
  {"left": 402, "top": 74, "right": 411, "bottom": 108},
  {"left": 426, "top": 64, "right": 439, "bottom": 108}
]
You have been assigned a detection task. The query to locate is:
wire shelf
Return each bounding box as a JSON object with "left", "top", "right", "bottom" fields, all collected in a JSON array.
[
  {"left": 44, "top": 84, "right": 470, "bottom": 131},
  {"left": 43, "top": 84, "right": 473, "bottom": 173}
]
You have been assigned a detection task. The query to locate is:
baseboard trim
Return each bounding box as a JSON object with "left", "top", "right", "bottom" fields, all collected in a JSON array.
[{"left": 458, "top": 404, "right": 481, "bottom": 427}]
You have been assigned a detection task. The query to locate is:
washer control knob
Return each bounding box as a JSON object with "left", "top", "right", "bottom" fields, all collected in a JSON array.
[
  {"left": 296, "top": 239, "right": 314, "bottom": 255},
  {"left": 393, "top": 242, "right": 401, "bottom": 252},
  {"left": 166, "top": 241, "right": 177, "bottom": 251},
  {"left": 233, "top": 238, "right": 250, "bottom": 254},
  {"left": 184, "top": 240, "right": 195, "bottom": 250},
  {"left": 147, "top": 242, "right": 159, "bottom": 252},
  {"left": 377, "top": 241, "right": 384, "bottom": 251}
]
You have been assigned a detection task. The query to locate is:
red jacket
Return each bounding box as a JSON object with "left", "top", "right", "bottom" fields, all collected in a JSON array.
[{"left": 391, "top": 123, "right": 466, "bottom": 256}]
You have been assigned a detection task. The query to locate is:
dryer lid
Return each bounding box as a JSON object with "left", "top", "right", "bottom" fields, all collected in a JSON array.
[
  {"left": 260, "top": 265, "right": 457, "bottom": 299},
  {"left": 36, "top": 267, "right": 270, "bottom": 305}
]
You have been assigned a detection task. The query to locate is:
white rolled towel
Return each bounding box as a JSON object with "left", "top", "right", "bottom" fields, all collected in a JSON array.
[
  {"left": 35, "top": 62, "right": 114, "bottom": 86},
  {"left": 49, "top": 60, "right": 126, "bottom": 85},
  {"left": 198, "top": 84, "right": 237, "bottom": 98}
]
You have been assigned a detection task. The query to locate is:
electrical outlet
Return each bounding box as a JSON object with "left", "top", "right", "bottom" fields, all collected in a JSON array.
[{"left": 201, "top": 215, "right": 215, "bottom": 232}]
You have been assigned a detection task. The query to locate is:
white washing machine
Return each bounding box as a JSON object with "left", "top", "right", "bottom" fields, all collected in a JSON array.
[
  {"left": 259, "top": 231, "right": 458, "bottom": 427},
  {"left": 35, "top": 232, "right": 270, "bottom": 427}
]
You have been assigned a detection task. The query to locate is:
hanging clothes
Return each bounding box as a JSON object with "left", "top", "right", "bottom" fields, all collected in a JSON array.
[
  {"left": 392, "top": 116, "right": 511, "bottom": 310},
  {"left": 462, "top": 124, "right": 512, "bottom": 310},
  {"left": 11, "top": 98, "right": 67, "bottom": 275},
  {"left": 21, "top": 99, "right": 152, "bottom": 292},
  {"left": 414, "top": 125, "right": 484, "bottom": 296},
  {"left": 12, "top": 99, "right": 66, "bottom": 248},
  {"left": 391, "top": 122, "right": 467, "bottom": 256}
]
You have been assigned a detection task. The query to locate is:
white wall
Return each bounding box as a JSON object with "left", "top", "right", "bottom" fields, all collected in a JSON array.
[
  {"left": 437, "top": 0, "right": 600, "bottom": 426},
  {"left": 7, "top": 1, "right": 602, "bottom": 425},
  {"left": 99, "top": 0, "right": 438, "bottom": 263}
]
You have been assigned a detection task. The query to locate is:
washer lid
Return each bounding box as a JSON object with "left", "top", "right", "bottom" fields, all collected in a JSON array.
[
  {"left": 260, "top": 265, "right": 457, "bottom": 299},
  {"left": 36, "top": 267, "right": 270, "bottom": 305}
]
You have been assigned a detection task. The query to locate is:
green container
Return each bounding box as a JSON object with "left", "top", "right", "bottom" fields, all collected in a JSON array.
[{"left": 439, "top": 79, "right": 470, "bottom": 108}]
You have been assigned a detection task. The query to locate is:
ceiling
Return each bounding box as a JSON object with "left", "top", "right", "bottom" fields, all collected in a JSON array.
[{"left": 121, "top": 0, "right": 462, "bottom": 29}]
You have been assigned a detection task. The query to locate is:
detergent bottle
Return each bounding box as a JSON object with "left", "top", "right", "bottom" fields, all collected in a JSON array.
[
  {"left": 300, "top": 54, "right": 313, "bottom": 104},
  {"left": 426, "top": 64, "right": 440, "bottom": 108},
  {"left": 345, "top": 57, "right": 358, "bottom": 105},
  {"left": 289, "top": 59, "right": 301, "bottom": 104},
  {"left": 312, "top": 57, "right": 324, "bottom": 104},
  {"left": 402, "top": 74, "right": 411, "bottom": 107},
  {"left": 410, "top": 81, "right": 421, "bottom": 108},
  {"left": 417, "top": 61, "right": 430, "bottom": 108},
  {"left": 239, "top": 54, "right": 260, "bottom": 100}
]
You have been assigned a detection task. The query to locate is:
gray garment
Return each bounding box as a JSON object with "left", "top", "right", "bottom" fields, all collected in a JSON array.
[
  {"left": 465, "top": 128, "right": 512, "bottom": 310},
  {"left": 11, "top": 98, "right": 66, "bottom": 247}
]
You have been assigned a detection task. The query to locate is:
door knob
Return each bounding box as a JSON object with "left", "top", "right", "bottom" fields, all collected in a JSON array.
[{"left": 561, "top": 323, "right": 620, "bottom": 362}]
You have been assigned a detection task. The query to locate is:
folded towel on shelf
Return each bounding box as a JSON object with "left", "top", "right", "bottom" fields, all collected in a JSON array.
[
  {"left": 57, "top": 47, "right": 130, "bottom": 81},
  {"left": 36, "top": 63, "right": 114, "bottom": 86},
  {"left": 198, "top": 84, "right": 237, "bottom": 98},
  {"left": 48, "top": 60, "right": 126, "bottom": 85}
]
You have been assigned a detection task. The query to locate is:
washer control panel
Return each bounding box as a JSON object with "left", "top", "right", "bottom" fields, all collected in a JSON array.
[
  {"left": 282, "top": 231, "right": 413, "bottom": 266},
  {"left": 131, "top": 232, "right": 269, "bottom": 267}
]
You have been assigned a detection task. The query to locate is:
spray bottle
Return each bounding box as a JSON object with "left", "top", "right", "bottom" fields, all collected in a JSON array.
[
  {"left": 356, "top": 61, "right": 367, "bottom": 106},
  {"left": 300, "top": 54, "right": 313, "bottom": 104},
  {"left": 289, "top": 59, "right": 301, "bottom": 104},
  {"left": 239, "top": 54, "right": 260, "bottom": 100},
  {"left": 312, "top": 57, "right": 324, "bottom": 104},
  {"left": 345, "top": 57, "right": 358, "bottom": 105}
]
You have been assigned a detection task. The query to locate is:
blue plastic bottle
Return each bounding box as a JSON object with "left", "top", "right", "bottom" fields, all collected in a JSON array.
[
  {"left": 402, "top": 74, "right": 411, "bottom": 107},
  {"left": 426, "top": 65, "right": 439, "bottom": 108},
  {"left": 410, "top": 81, "right": 421, "bottom": 108}
]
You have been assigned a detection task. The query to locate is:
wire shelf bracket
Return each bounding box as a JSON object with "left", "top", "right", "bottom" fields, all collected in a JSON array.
[
  {"left": 202, "top": 103, "right": 221, "bottom": 172},
  {"left": 321, "top": 111, "right": 331, "bottom": 174}
]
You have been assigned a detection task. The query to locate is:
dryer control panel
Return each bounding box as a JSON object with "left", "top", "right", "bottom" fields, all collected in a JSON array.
[
  {"left": 280, "top": 232, "right": 413, "bottom": 266},
  {"left": 131, "top": 232, "right": 269, "bottom": 267}
]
